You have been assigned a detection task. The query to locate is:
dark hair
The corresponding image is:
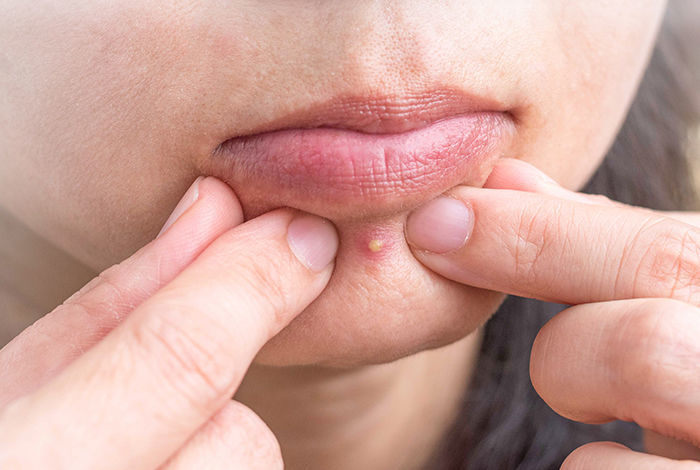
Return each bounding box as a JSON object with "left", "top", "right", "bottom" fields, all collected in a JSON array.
[{"left": 428, "top": 2, "right": 700, "bottom": 469}]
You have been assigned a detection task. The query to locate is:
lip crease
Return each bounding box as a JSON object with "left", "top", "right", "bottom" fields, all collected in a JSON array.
[{"left": 207, "top": 90, "right": 515, "bottom": 218}]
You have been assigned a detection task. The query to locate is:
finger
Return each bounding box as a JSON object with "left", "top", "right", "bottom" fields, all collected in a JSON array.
[
  {"left": 562, "top": 442, "right": 700, "bottom": 470},
  {"left": 0, "top": 176, "right": 244, "bottom": 407},
  {"left": 405, "top": 163, "right": 700, "bottom": 306},
  {"left": 160, "top": 401, "right": 282, "bottom": 470},
  {"left": 483, "top": 157, "right": 609, "bottom": 206},
  {"left": 646, "top": 430, "right": 700, "bottom": 461},
  {"left": 0, "top": 210, "right": 338, "bottom": 470},
  {"left": 665, "top": 212, "right": 700, "bottom": 228},
  {"left": 529, "top": 298, "right": 700, "bottom": 447},
  {"left": 488, "top": 158, "right": 700, "bottom": 227}
]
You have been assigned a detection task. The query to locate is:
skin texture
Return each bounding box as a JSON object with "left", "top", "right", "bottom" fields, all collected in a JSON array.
[
  {"left": 6, "top": 1, "right": 700, "bottom": 469},
  {"left": 0, "top": 0, "right": 667, "bottom": 366}
]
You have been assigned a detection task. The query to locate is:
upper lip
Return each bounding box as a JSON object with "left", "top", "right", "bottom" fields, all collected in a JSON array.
[{"left": 221, "top": 88, "right": 509, "bottom": 139}]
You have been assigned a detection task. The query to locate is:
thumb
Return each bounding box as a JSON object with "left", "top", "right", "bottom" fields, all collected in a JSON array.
[{"left": 0, "top": 176, "right": 244, "bottom": 407}]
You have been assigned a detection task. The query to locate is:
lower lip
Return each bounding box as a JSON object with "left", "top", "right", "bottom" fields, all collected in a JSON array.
[{"left": 212, "top": 112, "right": 513, "bottom": 213}]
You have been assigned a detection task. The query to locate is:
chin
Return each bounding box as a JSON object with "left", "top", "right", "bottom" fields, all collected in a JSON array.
[{"left": 255, "top": 216, "right": 506, "bottom": 367}]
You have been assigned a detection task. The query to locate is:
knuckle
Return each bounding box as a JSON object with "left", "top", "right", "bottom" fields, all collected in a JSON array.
[
  {"left": 63, "top": 262, "right": 134, "bottom": 318},
  {"left": 611, "top": 300, "right": 699, "bottom": 411},
  {"left": 632, "top": 222, "right": 700, "bottom": 304},
  {"left": 234, "top": 248, "right": 299, "bottom": 333},
  {"left": 511, "top": 208, "right": 544, "bottom": 278},
  {"left": 63, "top": 274, "right": 103, "bottom": 304},
  {"left": 130, "top": 305, "right": 240, "bottom": 408},
  {"left": 510, "top": 200, "right": 571, "bottom": 287},
  {"left": 217, "top": 402, "right": 283, "bottom": 470},
  {"left": 94, "top": 265, "right": 136, "bottom": 310}
]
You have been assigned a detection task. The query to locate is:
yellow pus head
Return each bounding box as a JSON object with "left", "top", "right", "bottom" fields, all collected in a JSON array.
[{"left": 368, "top": 239, "right": 384, "bottom": 252}]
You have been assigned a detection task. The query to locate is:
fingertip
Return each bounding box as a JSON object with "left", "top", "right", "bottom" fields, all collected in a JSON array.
[
  {"left": 484, "top": 158, "right": 556, "bottom": 192},
  {"left": 486, "top": 159, "right": 600, "bottom": 205},
  {"left": 197, "top": 176, "right": 245, "bottom": 227},
  {"left": 157, "top": 176, "right": 205, "bottom": 238},
  {"left": 156, "top": 176, "right": 245, "bottom": 242},
  {"left": 152, "top": 176, "right": 248, "bottom": 272}
]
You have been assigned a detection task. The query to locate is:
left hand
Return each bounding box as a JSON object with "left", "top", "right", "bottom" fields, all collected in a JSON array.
[
  {"left": 405, "top": 158, "right": 700, "bottom": 468},
  {"left": 0, "top": 176, "right": 338, "bottom": 469}
]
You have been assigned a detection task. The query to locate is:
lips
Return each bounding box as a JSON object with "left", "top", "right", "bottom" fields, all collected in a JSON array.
[{"left": 206, "top": 92, "right": 514, "bottom": 219}]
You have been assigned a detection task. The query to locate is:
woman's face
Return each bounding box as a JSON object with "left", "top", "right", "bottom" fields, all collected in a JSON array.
[{"left": 1, "top": 1, "right": 666, "bottom": 366}]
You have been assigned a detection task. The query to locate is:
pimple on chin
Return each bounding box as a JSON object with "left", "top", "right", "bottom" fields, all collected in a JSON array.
[
  {"left": 368, "top": 239, "right": 384, "bottom": 252},
  {"left": 355, "top": 228, "right": 398, "bottom": 262},
  {"left": 338, "top": 218, "right": 406, "bottom": 265}
]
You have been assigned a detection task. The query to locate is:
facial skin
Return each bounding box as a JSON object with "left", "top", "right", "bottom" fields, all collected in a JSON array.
[{"left": 0, "top": 1, "right": 666, "bottom": 366}]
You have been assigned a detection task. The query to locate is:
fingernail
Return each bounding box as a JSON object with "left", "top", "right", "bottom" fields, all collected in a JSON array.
[
  {"left": 406, "top": 197, "right": 474, "bottom": 253},
  {"left": 287, "top": 215, "right": 339, "bottom": 272},
  {"left": 157, "top": 176, "right": 204, "bottom": 238}
]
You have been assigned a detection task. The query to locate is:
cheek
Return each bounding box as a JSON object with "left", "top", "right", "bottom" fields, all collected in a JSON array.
[
  {"left": 0, "top": 1, "right": 219, "bottom": 270},
  {"left": 509, "top": 1, "right": 666, "bottom": 190}
]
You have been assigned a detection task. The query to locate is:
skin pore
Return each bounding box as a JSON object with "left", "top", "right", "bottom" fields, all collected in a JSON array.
[{"left": 0, "top": 1, "right": 667, "bottom": 469}]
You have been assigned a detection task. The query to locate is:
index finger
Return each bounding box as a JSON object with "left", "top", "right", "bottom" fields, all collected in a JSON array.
[
  {"left": 405, "top": 165, "right": 700, "bottom": 306},
  {"left": 0, "top": 176, "right": 244, "bottom": 407},
  {"left": 0, "top": 210, "right": 338, "bottom": 470}
]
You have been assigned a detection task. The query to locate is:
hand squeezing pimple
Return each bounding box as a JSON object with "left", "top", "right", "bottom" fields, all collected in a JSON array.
[{"left": 405, "top": 158, "right": 700, "bottom": 465}]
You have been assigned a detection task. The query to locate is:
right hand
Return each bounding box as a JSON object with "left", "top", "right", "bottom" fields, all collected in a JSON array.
[
  {"left": 405, "top": 159, "right": 700, "bottom": 468},
  {"left": 0, "top": 176, "right": 339, "bottom": 469}
]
